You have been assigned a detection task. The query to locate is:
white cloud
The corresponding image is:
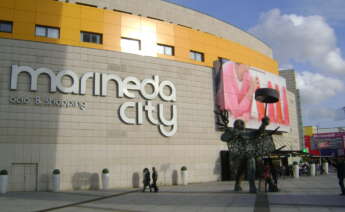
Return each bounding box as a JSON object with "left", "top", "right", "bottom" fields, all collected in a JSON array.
[
  {"left": 303, "top": 106, "right": 337, "bottom": 122},
  {"left": 296, "top": 0, "right": 345, "bottom": 26},
  {"left": 296, "top": 71, "right": 344, "bottom": 104},
  {"left": 249, "top": 9, "right": 345, "bottom": 74}
]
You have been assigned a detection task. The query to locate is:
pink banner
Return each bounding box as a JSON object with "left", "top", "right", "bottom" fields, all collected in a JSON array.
[{"left": 215, "top": 60, "right": 290, "bottom": 131}]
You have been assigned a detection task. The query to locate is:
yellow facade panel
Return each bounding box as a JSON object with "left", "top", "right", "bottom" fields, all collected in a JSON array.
[
  {"left": 205, "top": 42, "right": 219, "bottom": 53},
  {"left": 15, "top": 0, "right": 36, "bottom": 12},
  {"left": 174, "top": 37, "right": 190, "bottom": 48},
  {"left": 60, "top": 28, "right": 80, "bottom": 42},
  {"left": 80, "top": 41, "right": 103, "bottom": 50},
  {"left": 174, "top": 47, "right": 189, "bottom": 60},
  {"left": 104, "top": 24, "right": 121, "bottom": 35},
  {"left": 36, "top": 0, "right": 63, "bottom": 16},
  {"left": 216, "top": 40, "right": 233, "bottom": 51},
  {"left": 13, "top": 10, "right": 35, "bottom": 24},
  {"left": 35, "top": 36, "right": 62, "bottom": 45},
  {"left": 141, "top": 19, "right": 156, "bottom": 31},
  {"left": 121, "top": 27, "right": 141, "bottom": 40},
  {"left": 61, "top": 3, "right": 81, "bottom": 19},
  {"left": 190, "top": 41, "right": 207, "bottom": 53},
  {"left": 104, "top": 44, "right": 120, "bottom": 52},
  {"left": 0, "top": 0, "right": 279, "bottom": 73},
  {"left": 104, "top": 10, "right": 121, "bottom": 25},
  {"left": 205, "top": 53, "right": 218, "bottom": 66},
  {"left": 0, "top": 8, "right": 13, "bottom": 20},
  {"left": 13, "top": 22, "right": 34, "bottom": 37},
  {"left": 81, "top": 6, "right": 104, "bottom": 22},
  {"left": 61, "top": 17, "right": 80, "bottom": 29},
  {"left": 174, "top": 25, "right": 191, "bottom": 39},
  {"left": 103, "top": 34, "right": 120, "bottom": 49},
  {"left": 0, "top": 0, "right": 15, "bottom": 9},
  {"left": 36, "top": 13, "right": 62, "bottom": 27},
  {"left": 14, "top": 33, "right": 34, "bottom": 41},
  {"left": 0, "top": 32, "right": 13, "bottom": 39},
  {"left": 121, "top": 14, "right": 141, "bottom": 29},
  {"left": 141, "top": 24, "right": 156, "bottom": 35},
  {"left": 156, "top": 22, "right": 174, "bottom": 36},
  {"left": 188, "top": 30, "right": 204, "bottom": 42},
  {"left": 80, "top": 20, "right": 104, "bottom": 33},
  {"left": 156, "top": 34, "right": 175, "bottom": 46},
  {"left": 201, "top": 32, "right": 216, "bottom": 43},
  {"left": 64, "top": 40, "right": 80, "bottom": 47}
]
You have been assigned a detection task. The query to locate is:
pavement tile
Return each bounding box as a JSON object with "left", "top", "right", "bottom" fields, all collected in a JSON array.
[{"left": 0, "top": 172, "right": 344, "bottom": 212}]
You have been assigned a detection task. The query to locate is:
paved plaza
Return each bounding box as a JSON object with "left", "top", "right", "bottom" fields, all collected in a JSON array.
[{"left": 1, "top": 173, "right": 344, "bottom": 212}]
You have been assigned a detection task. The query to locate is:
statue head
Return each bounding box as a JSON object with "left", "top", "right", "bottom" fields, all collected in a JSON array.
[{"left": 233, "top": 119, "right": 245, "bottom": 130}]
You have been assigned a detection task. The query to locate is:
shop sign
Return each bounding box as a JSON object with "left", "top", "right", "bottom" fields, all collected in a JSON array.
[{"left": 9, "top": 65, "right": 177, "bottom": 137}]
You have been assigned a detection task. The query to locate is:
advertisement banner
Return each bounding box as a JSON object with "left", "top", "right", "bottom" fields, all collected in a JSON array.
[
  {"left": 312, "top": 132, "right": 345, "bottom": 151},
  {"left": 215, "top": 60, "right": 290, "bottom": 131}
]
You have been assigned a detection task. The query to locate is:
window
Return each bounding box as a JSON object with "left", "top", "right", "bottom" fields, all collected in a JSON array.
[
  {"left": 121, "top": 37, "right": 141, "bottom": 54},
  {"left": 157, "top": 44, "right": 174, "bottom": 56},
  {"left": 80, "top": 31, "right": 102, "bottom": 44},
  {"left": 190, "top": 50, "right": 204, "bottom": 62},
  {"left": 0, "top": 21, "right": 13, "bottom": 33},
  {"left": 35, "top": 25, "right": 59, "bottom": 38}
]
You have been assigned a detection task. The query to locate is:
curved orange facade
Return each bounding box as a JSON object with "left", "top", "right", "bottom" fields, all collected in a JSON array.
[{"left": 0, "top": 0, "right": 278, "bottom": 74}]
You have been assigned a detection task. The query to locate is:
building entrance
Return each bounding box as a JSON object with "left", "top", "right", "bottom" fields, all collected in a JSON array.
[{"left": 10, "top": 163, "right": 38, "bottom": 191}]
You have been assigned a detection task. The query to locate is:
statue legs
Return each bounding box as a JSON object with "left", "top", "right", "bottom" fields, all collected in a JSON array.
[
  {"left": 233, "top": 157, "right": 246, "bottom": 191},
  {"left": 247, "top": 157, "right": 257, "bottom": 193},
  {"left": 233, "top": 156, "right": 257, "bottom": 193}
]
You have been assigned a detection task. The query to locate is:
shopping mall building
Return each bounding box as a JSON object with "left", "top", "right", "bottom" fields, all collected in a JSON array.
[{"left": 0, "top": 0, "right": 302, "bottom": 191}]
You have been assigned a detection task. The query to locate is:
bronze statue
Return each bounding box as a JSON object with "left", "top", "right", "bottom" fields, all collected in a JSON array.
[{"left": 216, "top": 88, "right": 279, "bottom": 193}]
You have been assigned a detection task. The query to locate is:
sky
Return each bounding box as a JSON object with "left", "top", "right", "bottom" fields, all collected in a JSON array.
[{"left": 165, "top": 0, "right": 345, "bottom": 129}]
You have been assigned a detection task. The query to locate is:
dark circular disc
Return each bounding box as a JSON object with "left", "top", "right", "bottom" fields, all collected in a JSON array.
[{"left": 255, "top": 88, "right": 279, "bottom": 103}]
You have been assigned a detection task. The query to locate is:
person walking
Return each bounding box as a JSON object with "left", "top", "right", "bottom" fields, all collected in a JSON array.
[
  {"left": 331, "top": 157, "right": 345, "bottom": 195},
  {"left": 263, "top": 161, "right": 272, "bottom": 192},
  {"left": 151, "top": 167, "right": 159, "bottom": 192},
  {"left": 142, "top": 168, "right": 152, "bottom": 192}
]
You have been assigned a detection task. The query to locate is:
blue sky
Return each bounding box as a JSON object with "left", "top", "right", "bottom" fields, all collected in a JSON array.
[{"left": 165, "top": 0, "right": 345, "bottom": 128}]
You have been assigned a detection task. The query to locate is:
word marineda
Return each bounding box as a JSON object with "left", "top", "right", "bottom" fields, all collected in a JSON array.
[{"left": 10, "top": 65, "right": 177, "bottom": 137}]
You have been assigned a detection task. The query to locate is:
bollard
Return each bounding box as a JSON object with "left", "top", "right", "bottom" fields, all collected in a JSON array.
[
  {"left": 293, "top": 164, "right": 299, "bottom": 179},
  {"left": 322, "top": 162, "right": 329, "bottom": 175},
  {"left": 52, "top": 169, "right": 61, "bottom": 192},
  {"left": 181, "top": 166, "right": 188, "bottom": 185},
  {"left": 102, "top": 169, "right": 110, "bottom": 190},
  {"left": 0, "top": 169, "right": 8, "bottom": 194},
  {"left": 310, "top": 163, "right": 316, "bottom": 176}
]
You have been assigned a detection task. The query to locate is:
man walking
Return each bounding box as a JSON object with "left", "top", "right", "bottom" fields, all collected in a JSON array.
[
  {"left": 331, "top": 157, "right": 345, "bottom": 195},
  {"left": 151, "top": 167, "right": 159, "bottom": 192},
  {"left": 142, "top": 168, "right": 151, "bottom": 192}
]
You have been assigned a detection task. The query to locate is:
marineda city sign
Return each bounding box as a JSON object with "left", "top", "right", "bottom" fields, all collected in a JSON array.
[{"left": 9, "top": 65, "right": 177, "bottom": 137}]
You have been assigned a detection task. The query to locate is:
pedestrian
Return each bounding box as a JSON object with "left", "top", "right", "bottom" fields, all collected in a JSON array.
[
  {"left": 320, "top": 161, "right": 324, "bottom": 175},
  {"left": 316, "top": 162, "right": 320, "bottom": 176},
  {"left": 151, "top": 167, "right": 159, "bottom": 192},
  {"left": 330, "top": 157, "right": 345, "bottom": 195},
  {"left": 270, "top": 160, "right": 279, "bottom": 192},
  {"left": 142, "top": 168, "right": 152, "bottom": 192},
  {"left": 263, "top": 161, "right": 272, "bottom": 192}
]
